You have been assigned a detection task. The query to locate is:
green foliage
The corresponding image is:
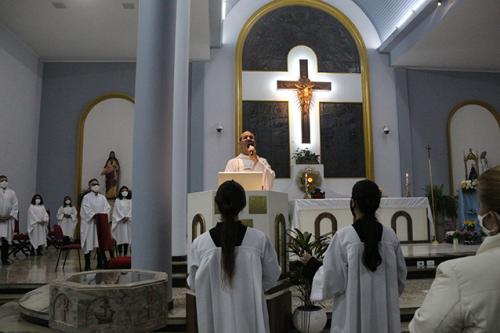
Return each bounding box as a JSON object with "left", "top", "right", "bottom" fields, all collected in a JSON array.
[
  {"left": 424, "top": 185, "right": 458, "bottom": 220},
  {"left": 292, "top": 148, "right": 320, "bottom": 164},
  {"left": 287, "top": 228, "right": 331, "bottom": 309}
]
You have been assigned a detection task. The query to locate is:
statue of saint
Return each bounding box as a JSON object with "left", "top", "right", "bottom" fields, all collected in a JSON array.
[
  {"left": 480, "top": 151, "right": 489, "bottom": 173},
  {"left": 101, "top": 151, "right": 120, "bottom": 199}
]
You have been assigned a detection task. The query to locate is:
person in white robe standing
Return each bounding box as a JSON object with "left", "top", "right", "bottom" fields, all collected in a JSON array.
[
  {"left": 302, "top": 179, "right": 407, "bottom": 333},
  {"left": 224, "top": 130, "right": 275, "bottom": 190},
  {"left": 57, "top": 196, "right": 77, "bottom": 238},
  {"left": 111, "top": 186, "right": 132, "bottom": 256},
  {"left": 0, "top": 175, "right": 18, "bottom": 265},
  {"left": 187, "top": 180, "right": 281, "bottom": 333},
  {"left": 80, "top": 178, "right": 111, "bottom": 270},
  {"left": 27, "top": 194, "right": 49, "bottom": 256}
]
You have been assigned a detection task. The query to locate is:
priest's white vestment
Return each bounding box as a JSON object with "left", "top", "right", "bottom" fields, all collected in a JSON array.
[
  {"left": 187, "top": 227, "right": 281, "bottom": 333},
  {"left": 0, "top": 188, "right": 18, "bottom": 243},
  {"left": 27, "top": 204, "right": 49, "bottom": 248},
  {"left": 311, "top": 225, "right": 407, "bottom": 333},
  {"left": 224, "top": 154, "right": 275, "bottom": 190},
  {"left": 57, "top": 205, "right": 77, "bottom": 237},
  {"left": 80, "top": 192, "right": 110, "bottom": 254},
  {"left": 111, "top": 198, "right": 132, "bottom": 245}
]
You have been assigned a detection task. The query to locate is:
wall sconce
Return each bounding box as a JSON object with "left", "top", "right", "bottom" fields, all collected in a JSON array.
[
  {"left": 216, "top": 123, "right": 224, "bottom": 133},
  {"left": 383, "top": 125, "right": 390, "bottom": 135}
]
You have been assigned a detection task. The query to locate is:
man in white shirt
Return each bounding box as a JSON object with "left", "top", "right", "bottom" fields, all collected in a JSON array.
[
  {"left": 224, "top": 131, "right": 276, "bottom": 190},
  {"left": 80, "top": 178, "right": 111, "bottom": 270},
  {"left": 0, "top": 175, "right": 18, "bottom": 265}
]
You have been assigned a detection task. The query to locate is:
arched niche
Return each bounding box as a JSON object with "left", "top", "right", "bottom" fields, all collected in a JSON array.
[
  {"left": 448, "top": 101, "right": 500, "bottom": 193},
  {"left": 77, "top": 93, "right": 135, "bottom": 197}
]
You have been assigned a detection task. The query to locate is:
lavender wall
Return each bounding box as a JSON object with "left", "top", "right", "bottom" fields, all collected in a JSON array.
[{"left": 397, "top": 69, "right": 500, "bottom": 196}]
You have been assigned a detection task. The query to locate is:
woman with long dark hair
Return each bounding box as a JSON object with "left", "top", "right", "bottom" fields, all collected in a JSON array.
[
  {"left": 27, "top": 194, "right": 49, "bottom": 256},
  {"left": 302, "top": 179, "right": 407, "bottom": 333},
  {"left": 187, "top": 180, "right": 281, "bottom": 333}
]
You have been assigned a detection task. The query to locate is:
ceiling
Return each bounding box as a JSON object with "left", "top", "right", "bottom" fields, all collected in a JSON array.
[
  {"left": 0, "top": 0, "right": 498, "bottom": 72},
  {"left": 390, "top": 0, "right": 500, "bottom": 71},
  {"left": 0, "top": 0, "right": 216, "bottom": 61}
]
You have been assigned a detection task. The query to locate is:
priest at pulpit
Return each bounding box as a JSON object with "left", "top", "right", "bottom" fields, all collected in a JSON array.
[{"left": 224, "top": 130, "right": 275, "bottom": 190}]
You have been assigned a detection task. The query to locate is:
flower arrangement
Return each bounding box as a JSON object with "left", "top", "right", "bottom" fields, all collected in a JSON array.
[
  {"left": 445, "top": 221, "right": 484, "bottom": 245},
  {"left": 460, "top": 179, "right": 478, "bottom": 192},
  {"left": 292, "top": 148, "right": 320, "bottom": 164}
]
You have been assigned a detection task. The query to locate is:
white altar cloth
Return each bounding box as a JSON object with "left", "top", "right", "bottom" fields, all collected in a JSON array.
[{"left": 291, "top": 197, "right": 434, "bottom": 242}]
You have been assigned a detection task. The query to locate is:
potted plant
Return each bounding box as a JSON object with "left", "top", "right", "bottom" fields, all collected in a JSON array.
[
  {"left": 424, "top": 185, "right": 458, "bottom": 242},
  {"left": 287, "top": 228, "right": 330, "bottom": 333},
  {"left": 292, "top": 148, "right": 320, "bottom": 164}
]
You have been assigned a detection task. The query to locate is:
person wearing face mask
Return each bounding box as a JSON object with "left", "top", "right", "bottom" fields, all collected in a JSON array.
[
  {"left": 27, "top": 194, "right": 49, "bottom": 256},
  {"left": 410, "top": 165, "right": 500, "bottom": 333},
  {"left": 80, "top": 178, "right": 111, "bottom": 270},
  {"left": 111, "top": 186, "right": 132, "bottom": 256},
  {"left": 0, "top": 175, "right": 18, "bottom": 265},
  {"left": 300, "top": 179, "right": 407, "bottom": 333},
  {"left": 56, "top": 196, "right": 77, "bottom": 238},
  {"left": 224, "top": 130, "right": 275, "bottom": 190}
]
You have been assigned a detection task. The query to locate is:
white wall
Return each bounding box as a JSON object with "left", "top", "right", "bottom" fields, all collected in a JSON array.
[
  {"left": 201, "top": 0, "right": 402, "bottom": 196},
  {"left": 0, "top": 24, "right": 42, "bottom": 229},
  {"left": 449, "top": 104, "right": 500, "bottom": 193},
  {"left": 82, "top": 98, "right": 134, "bottom": 193}
]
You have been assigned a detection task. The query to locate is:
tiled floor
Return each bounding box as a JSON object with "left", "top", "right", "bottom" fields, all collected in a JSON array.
[{"left": 0, "top": 243, "right": 471, "bottom": 332}]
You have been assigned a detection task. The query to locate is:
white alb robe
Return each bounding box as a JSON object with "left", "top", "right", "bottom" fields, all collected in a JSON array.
[
  {"left": 187, "top": 227, "right": 281, "bottom": 333},
  {"left": 0, "top": 188, "right": 18, "bottom": 243},
  {"left": 111, "top": 198, "right": 132, "bottom": 245},
  {"left": 80, "top": 192, "right": 110, "bottom": 254},
  {"left": 27, "top": 205, "right": 49, "bottom": 248},
  {"left": 57, "top": 205, "right": 77, "bottom": 237},
  {"left": 224, "top": 153, "right": 275, "bottom": 190},
  {"left": 311, "top": 225, "right": 407, "bottom": 333}
]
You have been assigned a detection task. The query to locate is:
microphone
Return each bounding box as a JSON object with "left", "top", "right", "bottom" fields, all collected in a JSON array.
[{"left": 247, "top": 143, "right": 255, "bottom": 156}]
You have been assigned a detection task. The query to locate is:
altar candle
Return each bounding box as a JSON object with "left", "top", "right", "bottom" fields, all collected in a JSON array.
[{"left": 405, "top": 172, "right": 410, "bottom": 197}]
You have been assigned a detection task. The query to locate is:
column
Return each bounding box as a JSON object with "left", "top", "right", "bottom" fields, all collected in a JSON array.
[
  {"left": 132, "top": 0, "right": 176, "bottom": 300},
  {"left": 172, "top": 0, "right": 191, "bottom": 258}
]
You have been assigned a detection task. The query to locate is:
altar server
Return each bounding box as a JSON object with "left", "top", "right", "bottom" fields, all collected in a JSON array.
[
  {"left": 0, "top": 175, "right": 18, "bottom": 265},
  {"left": 80, "top": 178, "right": 111, "bottom": 270},
  {"left": 57, "top": 196, "right": 77, "bottom": 238},
  {"left": 27, "top": 194, "right": 49, "bottom": 255},
  {"left": 187, "top": 180, "right": 281, "bottom": 333},
  {"left": 302, "top": 179, "right": 407, "bottom": 333},
  {"left": 111, "top": 186, "right": 132, "bottom": 256}
]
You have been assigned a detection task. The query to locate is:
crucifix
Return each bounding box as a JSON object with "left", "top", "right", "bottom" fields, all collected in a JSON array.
[{"left": 277, "top": 59, "right": 331, "bottom": 143}]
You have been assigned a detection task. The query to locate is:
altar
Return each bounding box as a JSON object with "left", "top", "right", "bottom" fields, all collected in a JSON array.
[{"left": 291, "top": 197, "right": 434, "bottom": 243}]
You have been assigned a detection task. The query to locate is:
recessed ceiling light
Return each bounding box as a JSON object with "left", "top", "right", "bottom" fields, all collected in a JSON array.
[
  {"left": 51, "top": 1, "right": 67, "bottom": 9},
  {"left": 122, "top": 3, "right": 135, "bottom": 10}
]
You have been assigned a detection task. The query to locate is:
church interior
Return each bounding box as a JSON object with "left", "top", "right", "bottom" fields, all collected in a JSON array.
[{"left": 0, "top": 0, "right": 499, "bottom": 332}]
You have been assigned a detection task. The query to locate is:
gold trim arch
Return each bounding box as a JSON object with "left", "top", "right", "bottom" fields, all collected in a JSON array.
[
  {"left": 76, "top": 93, "right": 135, "bottom": 201},
  {"left": 235, "top": 0, "right": 374, "bottom": 179},
  {"left": 447, "top": 99, "right": 500, "bottom": 194}
]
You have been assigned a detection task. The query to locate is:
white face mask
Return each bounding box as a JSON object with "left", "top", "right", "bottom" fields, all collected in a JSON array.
[
  {"left": 35, "top": 198, "right": 41, "bottom": 205},
  {"left": 121, "top": 191, "right": 128, "bottom": 198},
  {"left": 478, "top": 212, "right": 492, "bottom": 235},
  {"left": 65, "top": 200, "right": 71, "bottom": 205},
  {"left": 0, "top": 181, "right": 7, "bottom": 189},
  {"left": 91, "top": 185, "right": 100, "bottom": 193}
]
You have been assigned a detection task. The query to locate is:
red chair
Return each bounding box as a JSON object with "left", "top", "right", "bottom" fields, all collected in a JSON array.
[
  {"left": 107, "top": 256, "right": 131, "bottom": 269},
  {"left": 9, "top": 216, "right": 34, "bottom": 257},
  {"left": 54, "top": 224, "right": 82, "bottom": 272}
]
